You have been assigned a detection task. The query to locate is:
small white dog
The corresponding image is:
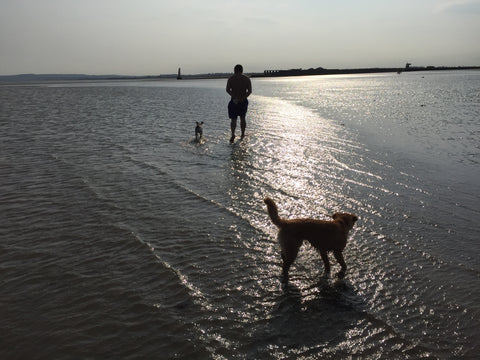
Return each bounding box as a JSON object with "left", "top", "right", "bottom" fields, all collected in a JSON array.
[{"left": 195, "top": 121, "right": 204, "bottom": 141}]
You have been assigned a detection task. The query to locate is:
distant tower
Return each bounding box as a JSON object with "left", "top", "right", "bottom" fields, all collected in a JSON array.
[{"left": 177, "top": 67, "right": 182, "bottom": 80}]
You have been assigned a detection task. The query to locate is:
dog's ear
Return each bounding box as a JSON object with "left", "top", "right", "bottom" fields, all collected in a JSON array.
[
  {"left": 333, "top": 213, "right": 358, "bottom": 221},
  {"left": 201, "top": 121, "right": 204, "bottom": 125}
]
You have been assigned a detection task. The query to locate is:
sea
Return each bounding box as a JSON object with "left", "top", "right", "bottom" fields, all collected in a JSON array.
[{"left": 1, "top": 70, "right": 479, "bottom": 359}]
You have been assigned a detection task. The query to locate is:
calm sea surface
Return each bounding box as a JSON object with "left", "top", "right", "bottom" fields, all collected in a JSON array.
[{"left": 1, "top": 71, "right": 479, "bottom": 359}]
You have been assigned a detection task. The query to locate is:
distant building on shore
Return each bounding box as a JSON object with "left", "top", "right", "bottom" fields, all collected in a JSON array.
[{"left": 177, "top": 68, "right": 182, "bottom": 80}]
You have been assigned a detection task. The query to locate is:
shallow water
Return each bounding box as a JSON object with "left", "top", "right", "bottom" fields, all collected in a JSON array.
[{"left": 1, "top": 71, "right": 479, "bottom": 359}]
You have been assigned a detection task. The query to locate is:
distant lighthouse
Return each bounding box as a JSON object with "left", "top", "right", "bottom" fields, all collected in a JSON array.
[{"left": 177, "top": 68, "right": 182, "bottom": 80}]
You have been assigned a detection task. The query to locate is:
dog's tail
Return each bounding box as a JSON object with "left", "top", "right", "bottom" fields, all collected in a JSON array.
[{"left": 264, "top": 197, "right": 285, "bottom": 228}]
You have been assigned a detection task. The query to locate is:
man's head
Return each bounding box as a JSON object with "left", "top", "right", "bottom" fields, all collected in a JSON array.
[{"left": 234, "top": 64, "right": 243, "bottom": 74}]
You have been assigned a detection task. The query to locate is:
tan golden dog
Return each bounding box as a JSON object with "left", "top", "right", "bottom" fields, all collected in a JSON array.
[{"left": 264, "top": 197, "right": 358, "bottom": 280}]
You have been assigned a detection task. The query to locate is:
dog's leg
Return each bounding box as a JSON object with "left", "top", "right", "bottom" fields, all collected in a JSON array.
[
  {"left": 279, "top": 233, "right": 301, "bottom": 282},
  {"left": 320, "top": 251, "right": 331, "bottom": 275},
  {"left": 333, "top": 250, "right": 347, "bottom": 278},
  {"left": 281, "top": 251, "right": 290, "bottom": 280}
]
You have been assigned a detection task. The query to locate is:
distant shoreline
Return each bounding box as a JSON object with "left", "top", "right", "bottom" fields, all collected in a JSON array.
[
  {"left": 253, "top": 65, "right": 480, "bottom": 78},
  {"left": 1, "top": 65, "right": 479, "bottom": 83}
]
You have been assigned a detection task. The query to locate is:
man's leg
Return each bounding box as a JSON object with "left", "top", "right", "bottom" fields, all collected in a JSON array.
[
  {"left": 240, "top": 116, "right": 246, "bottom": 138},
  {"left": 230, "top": 117, "right": 237, "bottom": 143}
]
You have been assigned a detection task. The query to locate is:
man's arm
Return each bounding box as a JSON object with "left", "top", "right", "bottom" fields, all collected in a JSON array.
[
  {"left": 245, "top": 77, "right": 252, "bottom": 98},
  {"left": 226, "top": 78, "right": 233, "bottom": 96}
]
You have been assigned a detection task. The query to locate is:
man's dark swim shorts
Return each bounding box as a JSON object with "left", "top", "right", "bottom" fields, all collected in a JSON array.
[{"left": 228, "top": 99, "right": 248, "bottom": 118}]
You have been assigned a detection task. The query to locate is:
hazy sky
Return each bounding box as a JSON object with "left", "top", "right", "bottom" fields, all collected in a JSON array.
[{"left": 1, "top": 0, "right": 479, "bottom": 75}]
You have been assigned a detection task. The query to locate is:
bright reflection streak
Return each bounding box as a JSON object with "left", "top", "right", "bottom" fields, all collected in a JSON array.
[{"left": 249, "top": 93, "right": 357, "bottom": 217}]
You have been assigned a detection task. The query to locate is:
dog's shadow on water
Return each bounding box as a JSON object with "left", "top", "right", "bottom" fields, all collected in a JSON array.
[{"left": 250, "top": 277, "right": 367, "bottom": 357}]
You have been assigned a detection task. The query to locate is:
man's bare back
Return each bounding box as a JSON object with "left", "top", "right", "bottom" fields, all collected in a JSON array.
[{"left": 226, "top": 74, "right": 252, "bottom": 101}]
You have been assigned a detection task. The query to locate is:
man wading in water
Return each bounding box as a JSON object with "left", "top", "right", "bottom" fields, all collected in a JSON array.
[{"left": 226, "top": 64, "right": 252, "bottom": 143}]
